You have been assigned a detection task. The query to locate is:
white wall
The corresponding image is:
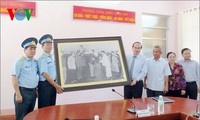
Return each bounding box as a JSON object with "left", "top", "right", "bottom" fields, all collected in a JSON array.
[
  {"left": 173, "top": 1, "right": 199, "bottom": 61},
  {"left": 1, "top": 1, "right": 198, "bottom": 109}
]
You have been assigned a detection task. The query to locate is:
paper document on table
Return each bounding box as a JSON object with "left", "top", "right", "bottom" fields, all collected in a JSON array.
[
  {"left": 151, "top": 97, "right": 175, "bottom": 103},
  {"left": 136, "top": 109, "right": 151, "bottom": 117}
]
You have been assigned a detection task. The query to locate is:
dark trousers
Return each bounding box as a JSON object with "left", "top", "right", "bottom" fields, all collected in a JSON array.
[
  {"left": 165, "top": 90, "right": 185, "bottom": 98},
  {"left": 186, "top": 82, "right": 197, "bottom": 100},
  {"left": 146, "top": 88, "right": 164, "bottom": 97},
  {"left": 124, "top": 81, "right": 143, "bottom": 99},
  {"left": 14, "top": 87, "right": 37, "bottom": 120},
  {"left": 38, "top": 80, "right": 56, "bottom": 108}
]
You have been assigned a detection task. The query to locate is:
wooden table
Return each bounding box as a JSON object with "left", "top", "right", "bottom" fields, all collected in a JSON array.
[{"left": 24, "top": 97, "right": 199, "bottom": 120}]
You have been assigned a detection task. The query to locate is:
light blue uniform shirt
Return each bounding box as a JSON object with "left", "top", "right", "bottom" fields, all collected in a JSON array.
[
  {"left": 12, "top": 55, "right": 38, "bottom": 88},
  {"left": 37, "top": 52, "right": 56, "bottom": 81},
  {"left": 146, "top": 57, "right": 171, "bottom": 91},
  {"left": 126, "top": 54, "right": 147, "bottom": 81},
  {"left": 178, "top": 59, "right": 200, "bottom": 85}
]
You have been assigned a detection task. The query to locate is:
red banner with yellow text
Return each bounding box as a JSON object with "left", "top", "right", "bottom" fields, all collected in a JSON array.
[{"left": 73, "top": 6, "right": 135, "bottom": 23}]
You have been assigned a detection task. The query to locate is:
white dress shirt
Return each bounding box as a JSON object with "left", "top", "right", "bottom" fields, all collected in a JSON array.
[
  {"left": 146, "top": 57, "right": 171, "bottom": 91},
  {"left": 178, "top": 59, "right": 200, "bottom": 86},
  {"left": 126, "top": 54, "right": 147, "bottom": 81}
]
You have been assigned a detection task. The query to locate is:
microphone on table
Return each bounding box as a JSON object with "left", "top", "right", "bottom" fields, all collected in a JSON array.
[{"left": 112, "top": 89, "right": 137, "bottom": 114}]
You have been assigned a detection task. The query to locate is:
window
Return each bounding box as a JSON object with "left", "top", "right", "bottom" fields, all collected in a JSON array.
[
  {"left": 142, "top": 14, "right": 168, "bottom": 58},
  {"left": 177, "top": 7, "right": 199, "bottom": 62}
]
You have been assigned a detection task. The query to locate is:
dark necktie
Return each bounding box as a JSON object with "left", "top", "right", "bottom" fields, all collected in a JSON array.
[{"left": 129, "top": 56, "right": 136, "bottom": 80}]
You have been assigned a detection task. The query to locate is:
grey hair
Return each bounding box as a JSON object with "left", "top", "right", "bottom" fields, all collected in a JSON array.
[{"left": 154, "top": 46, "right": 162, "bottom": 52}]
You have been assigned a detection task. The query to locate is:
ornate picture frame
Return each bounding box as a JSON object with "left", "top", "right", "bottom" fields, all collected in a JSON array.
[{"left": 54, "top": 36, "right": 130, "bottom": 91}]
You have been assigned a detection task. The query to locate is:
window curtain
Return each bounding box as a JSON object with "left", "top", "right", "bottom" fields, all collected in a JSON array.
[{"left": 177, "top": 7, "right": 199, "bottom": 62}]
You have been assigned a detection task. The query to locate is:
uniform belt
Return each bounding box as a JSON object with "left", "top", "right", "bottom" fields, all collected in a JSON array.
[
  {"left": 39, "top": 79, "right": 56, "bottom": 82},
  {"left": 186, "top": 81, "right": 196, "bottom": 84},
  {"left": 19, "top": 87, "right": 37, "bottom": 91}
]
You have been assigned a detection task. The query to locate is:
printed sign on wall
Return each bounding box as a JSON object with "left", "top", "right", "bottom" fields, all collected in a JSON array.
[
  {"left": 0, "top": 1, "right": 36, "bottom": 21},
  {"left": 73, "top": 6, "right": 135, "bottom": 23}
]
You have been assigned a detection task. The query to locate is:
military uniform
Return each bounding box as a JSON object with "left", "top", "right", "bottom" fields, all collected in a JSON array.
[
  {"left": 37, "top": 34, "right": 57, "bottom": 108},
  {"left": 12, "top": 37, "right": 38, "bottom": 120}
]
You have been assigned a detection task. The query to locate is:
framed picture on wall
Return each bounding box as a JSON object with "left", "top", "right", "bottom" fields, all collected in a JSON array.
[{"left": 53, "top": 36, "right": 130, "bottom": 92}]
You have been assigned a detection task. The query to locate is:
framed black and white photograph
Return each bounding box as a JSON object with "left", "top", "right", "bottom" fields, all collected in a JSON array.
[{"left": 54, "top": 36, "right": 130, "bottom": 91}]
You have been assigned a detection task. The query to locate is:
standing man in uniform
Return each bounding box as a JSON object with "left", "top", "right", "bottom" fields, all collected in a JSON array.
[
  {"left": 12, "top": 37, "right": 38, "bottom": 120},
  {"left": 37, "top": 34, "right": 63, "bottom": 108},
  {"left": 124, "top": 42, "right": 147, "bottom": 99},
  {"left": 178, "top": 48, "right": 200, "bottom": 99}
]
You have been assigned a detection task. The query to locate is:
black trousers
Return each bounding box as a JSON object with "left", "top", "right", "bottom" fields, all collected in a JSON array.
[
  {"left": 124, "top": 81, "right": 143, "bottom": 99},
  {"left": 146, "top": 88, "right": 164, "bottom": 97},
  {"left": 165, "top": 90, "right": 185, "bottom": 98},
  {"left": 38, "top": 80, "right": 57, "bottom": 108},
  {"left": 14, "top": 87, "right": 37, "bottom": 120},
  {"left": 185, "top": 82, "right": 197, "bottom": 100}
]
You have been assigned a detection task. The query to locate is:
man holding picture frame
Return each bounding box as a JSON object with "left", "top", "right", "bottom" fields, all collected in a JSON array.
[
  {"left": 37, "top": 34, "right": 63, "bottom": 108},
  {"left": 124, "top": 42, "right": 147, "bottom": 99}
]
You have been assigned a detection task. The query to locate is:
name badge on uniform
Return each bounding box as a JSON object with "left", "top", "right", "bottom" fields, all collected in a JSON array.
[{"left": 24, "top": 65, "right": 31, "bottom": 71}]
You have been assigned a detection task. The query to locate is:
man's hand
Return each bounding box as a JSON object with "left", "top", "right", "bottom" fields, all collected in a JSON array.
[
  {"left": 55, "top": 85, "right": 64, "bottom": 94},
  {"left": 131, "top": 80, "right": 137, "bottom": 86},
  {"left": 143, "top": 76, "right": 147, "bottom": 89},
  {"left": 163, "top": 86, "right": 168, "bottom": 94},
  {"left": 143, "top": 82, "right": 147, "bottom": 89},
  {"left": 181, "top": 90, "right": 186, "bottom": 95},
  {"left": 16, "top": 93, "right": 23, "bottom": 103},
  {"left": 197, "top": 87, "right": 200, "bottom": 93},
  {"left": 42, "top": 72, "right": 64, "bottom": 94}
]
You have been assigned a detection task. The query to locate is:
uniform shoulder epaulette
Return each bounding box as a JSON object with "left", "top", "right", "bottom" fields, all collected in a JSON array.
[
  {"left": 42, "top": 54, "right": 47, "bottom": 58},
  {"left": 19, "top": 56, "right": 25, "bottom": 62}
]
